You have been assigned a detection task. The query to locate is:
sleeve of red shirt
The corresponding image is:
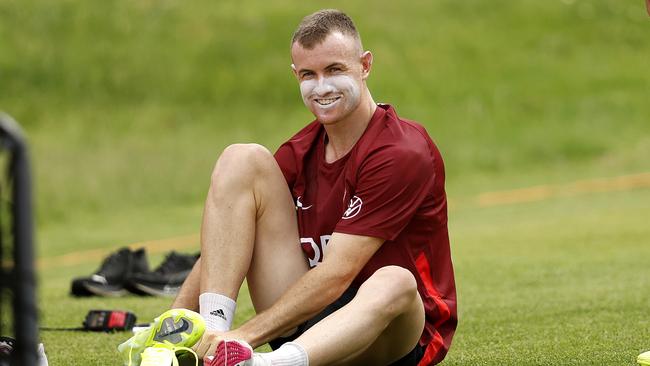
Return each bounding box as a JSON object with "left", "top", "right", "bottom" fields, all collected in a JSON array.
[{"left": 335, "top": 143, "right": 435, "bottom": 241}]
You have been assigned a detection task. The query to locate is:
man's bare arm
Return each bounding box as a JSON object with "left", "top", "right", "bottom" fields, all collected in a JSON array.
[{"left": 227, "top": 232, "right": 383, "bottom": 348}]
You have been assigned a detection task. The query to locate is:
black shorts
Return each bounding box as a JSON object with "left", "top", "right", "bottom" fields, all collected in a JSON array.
[{"left": 268, "top": 287, "right": 424, "bottom": 366}]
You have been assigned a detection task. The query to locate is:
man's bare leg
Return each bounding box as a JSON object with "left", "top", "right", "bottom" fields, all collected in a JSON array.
[
  {"left": 259, "top": 266, "right": 425, "bottom": 366},
  {"left": 172, "top": 143, "right": 308, "bottom": 317},
  {"left": 172, "top": 258, "right": 202, "bottom": 310}
]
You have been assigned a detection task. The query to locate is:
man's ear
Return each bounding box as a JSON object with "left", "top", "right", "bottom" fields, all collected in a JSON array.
[
  {"left": 360, "top": 51, "right": 373, "bottom": 80},
  {"left": 291, "top": 63, "right": 299, "bottom": 78}
]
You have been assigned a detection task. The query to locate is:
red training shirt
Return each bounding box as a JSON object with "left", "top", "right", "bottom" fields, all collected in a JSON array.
[{"left": 274, "top": 104, "right": 457, "bottom": 365}]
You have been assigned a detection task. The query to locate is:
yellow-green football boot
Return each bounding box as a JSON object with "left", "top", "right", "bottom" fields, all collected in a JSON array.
[
  {"left": 118, "top": 308, "right": 205, "bottom": 366},
  {"left": 140, "top": 346, "right": 179, "bottom": 366}
]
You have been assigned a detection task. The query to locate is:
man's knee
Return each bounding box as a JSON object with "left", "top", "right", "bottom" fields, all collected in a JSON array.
[
  {"left": 359, "top": 266, "right": 420, "bottom": 317},
  {"left": 211, "top": 143, "right": 274, "bottom": 187}
]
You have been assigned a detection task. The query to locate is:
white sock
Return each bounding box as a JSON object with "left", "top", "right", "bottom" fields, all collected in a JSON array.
[
  {"left": 199, "top": 292, "right": 237, "bottom": 331},
  {"left": 257, "top": 342, "right": 309, "bottom": 366}
]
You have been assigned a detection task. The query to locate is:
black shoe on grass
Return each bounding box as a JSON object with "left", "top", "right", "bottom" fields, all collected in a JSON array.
[
  {"left": 70, "top": 247, "right": 149, "bottom": 297},
  {"left": 128, "top": 251, "right": 198, "bottom": 297}
]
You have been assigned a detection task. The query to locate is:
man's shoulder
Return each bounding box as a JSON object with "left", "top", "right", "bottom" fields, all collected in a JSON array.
[
  {"left": 274, "top": 120, "right": 322, "bottom": 186},
  {"left": 362, "top": 105, "right": 438, "bottom": 161},
  {"left": 285, "top": 119, "right": 322, "bottom": 144},
  {"left": 275, "top": 119, "right": 321, "bottom": 158}
]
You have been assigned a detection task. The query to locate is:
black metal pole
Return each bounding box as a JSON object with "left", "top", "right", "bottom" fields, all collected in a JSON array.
[{"left": 0, "top": 113, "right": 38, "bottom": 366}]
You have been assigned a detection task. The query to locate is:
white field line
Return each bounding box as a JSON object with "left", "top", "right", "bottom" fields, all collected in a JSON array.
[{"left": 36, "top": 172, "right": 650, "bottom": 270}]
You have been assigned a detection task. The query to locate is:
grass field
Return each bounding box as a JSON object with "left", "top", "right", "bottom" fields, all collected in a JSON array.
[{"left": 1, "top": 0, "right": 649, "bottom": 364}]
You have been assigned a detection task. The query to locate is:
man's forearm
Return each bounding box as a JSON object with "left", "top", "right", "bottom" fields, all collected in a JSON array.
[{"left": 235, "top": 264, "right": 352, "bottom": 348}]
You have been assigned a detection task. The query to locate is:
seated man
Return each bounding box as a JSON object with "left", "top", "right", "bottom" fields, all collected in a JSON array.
[{"left": 129, "top": 9, "right": 457, "bottom": 366}]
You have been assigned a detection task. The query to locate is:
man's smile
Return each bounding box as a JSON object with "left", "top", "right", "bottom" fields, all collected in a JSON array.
[{"left": 314, "top": 96, "right": 341, "bottom": 107}]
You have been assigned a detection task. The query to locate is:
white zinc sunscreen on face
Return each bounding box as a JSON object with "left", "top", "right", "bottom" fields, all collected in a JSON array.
[{"left": 300, "top": 75, "right": 360, "bottom": 112}]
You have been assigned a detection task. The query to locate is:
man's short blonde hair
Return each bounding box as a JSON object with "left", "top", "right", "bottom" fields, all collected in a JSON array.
[{"left": 291, "top": 9, "right": 362, "bottom": 50}]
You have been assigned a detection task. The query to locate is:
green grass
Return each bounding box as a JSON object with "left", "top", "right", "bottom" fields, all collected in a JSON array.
[
  {"left": 447, "top": 189, "right": 650, "bottom": 365},
  {"left": 35, "top": 187, "right": 650, "bottom": 365},
  {"left": 1, "top": 0, "right": 649, "bottom": 364}
]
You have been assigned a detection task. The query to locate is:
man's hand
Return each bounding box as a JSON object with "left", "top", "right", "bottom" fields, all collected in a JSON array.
[
  {"left": 193, "top": 329, "right": 248, "bottom": 359},
  {"left": 193, "top": 330, "right": 225, "bottom": 359}
]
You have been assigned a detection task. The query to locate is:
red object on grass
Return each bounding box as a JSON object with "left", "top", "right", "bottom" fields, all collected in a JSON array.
[
  {"left": 107, "top": 311, "right": 127, "bottom": 329},
  {"left": 647, "top": 0, "right": 650, "bottom": 16}
]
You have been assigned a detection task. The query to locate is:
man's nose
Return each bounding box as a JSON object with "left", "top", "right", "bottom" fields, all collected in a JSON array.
[{"left": 314, "top": 76, "right": 335, "bottom": 94}]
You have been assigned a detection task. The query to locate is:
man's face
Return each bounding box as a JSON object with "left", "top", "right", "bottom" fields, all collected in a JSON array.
[{"left": 291, "top": 32, "right": 371, "bottom": 125}]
